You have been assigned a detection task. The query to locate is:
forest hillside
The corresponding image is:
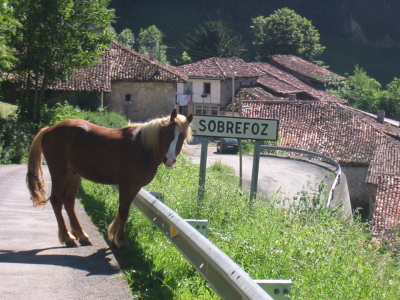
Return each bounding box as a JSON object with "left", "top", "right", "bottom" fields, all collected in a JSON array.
[{"left": 109, "top": 0, "right": 400, "bottom": 85}]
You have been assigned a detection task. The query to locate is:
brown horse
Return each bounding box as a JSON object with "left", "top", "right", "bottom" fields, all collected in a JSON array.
[{"left": 27, "top": 109, "right": 193, "bottom": 248}]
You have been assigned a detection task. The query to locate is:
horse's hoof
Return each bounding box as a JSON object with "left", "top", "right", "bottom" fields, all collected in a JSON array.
[
  {"left": 110, "top": 239, "right": 130, "bottom": 249},
  {"left": 65, "top": 239, "right": 79, "bottom": 247},
  {"left": 79, "top": 238, "right": 93, "bottom": 246}
]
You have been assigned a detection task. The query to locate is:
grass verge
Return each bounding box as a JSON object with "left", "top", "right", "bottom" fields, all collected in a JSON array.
[{"left": 79, "top": 156, "right": 400, "bottom": 300}]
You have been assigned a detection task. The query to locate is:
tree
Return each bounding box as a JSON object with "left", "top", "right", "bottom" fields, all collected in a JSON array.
[
  {"left": 251, "top": 8, "right": 325, "bottom": 62},
  {"left": 181, "top": 20, "right": 245, "bottom": 63},
  {"left": 328, "top": 66, "right": 382, "bottom": 112},
  {"left": 328, "top": 66, "right": 400, "bottom": 119},
  {"left": 10, "top": 0, "right": 114, "bottom": 121},
  {"left": 0, "top": 0, "right": 18, "bottom": 72},
  {"left": 115, "top": 28, "right": 134, "bottom": 50},
  {"left": 137, "top": 25, "right": 169, "bottom": 64}
]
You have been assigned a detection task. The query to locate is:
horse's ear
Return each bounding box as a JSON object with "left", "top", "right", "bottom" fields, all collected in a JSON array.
[
  {"left": 170, "top": 108, "right": 178, "bottom": 122},
  {"left": 186, "top": 114, "right": 193, "bottom": 124}
]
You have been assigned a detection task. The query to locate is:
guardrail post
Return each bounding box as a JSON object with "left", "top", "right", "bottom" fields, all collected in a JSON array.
[
  {"left": 255, "top": 279, "right": 292, "bottom": 300},
  {"left": 184, "top": 219, "right": 208, "bottom": 237},
  {"left": 149, "top": 191, "right": 164, "bottom": 202}
]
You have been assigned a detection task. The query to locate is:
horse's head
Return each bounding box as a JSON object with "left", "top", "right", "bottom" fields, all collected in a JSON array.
[{"left": 161, "top": 109, "right": 193, "bottom": 170}]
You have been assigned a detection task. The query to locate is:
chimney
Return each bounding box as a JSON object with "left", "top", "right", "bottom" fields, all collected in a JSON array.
[
  {"left": 377, "top": 110, "right": 385, "bottom": 123},
  {"left": 149, "top": 50, "right": 154, "bottom": 61},
  {"left": 289, "top": 93, "right": 296, "bottom": 100}
]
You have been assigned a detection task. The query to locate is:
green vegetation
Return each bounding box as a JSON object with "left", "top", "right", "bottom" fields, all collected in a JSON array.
[
  {"left": 138, "top": 25, "right": 169, "bottom": 63},
  {"left": 0, "top": 101, "right": 17, "bottom": 119},
  {"left": 327, "top": 66, "right": 400, "bottom": 120},
  {"left": 181, "top": 20, "right": 245, "bottom": 63},
  {"left": 114, "top": 28, "right": 135, "bottom": 50},
  {"left": 79, "top": 157, "right": 400, "bottom": 300},
  {"left": 8, "top": 0, "right": 114, "bottom": 122},
  {"left": 0, "top": 0, "right": 18, "bottom": 71},
  {"left": 0, "top": 102, "right": 127, "bottom": 164},
  {"left": 251, "top": 8, "right": 325, "bottom": 62}
]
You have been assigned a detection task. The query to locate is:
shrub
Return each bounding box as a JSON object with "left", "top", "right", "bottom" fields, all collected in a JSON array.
[
  {"left": 0, "top": 116, "right": 35, "bottom": 164},
  {"left": 0, "top": 101, "right": 127, "bottom": 165}
]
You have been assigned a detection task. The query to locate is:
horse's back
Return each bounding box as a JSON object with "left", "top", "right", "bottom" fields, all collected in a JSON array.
[{"left": 41, "top": 119, "right": 130, "bottom": 184}]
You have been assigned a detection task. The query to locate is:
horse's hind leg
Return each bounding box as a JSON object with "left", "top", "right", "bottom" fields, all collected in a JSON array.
[
  {"left": 49, "top": 171, "right": 79, "bottom": 247},
  {"left": 63, "top": 170, "right": 92, "bottom": 246}
]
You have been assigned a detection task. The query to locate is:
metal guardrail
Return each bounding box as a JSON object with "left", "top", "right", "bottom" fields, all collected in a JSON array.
[
  {"left": 133, "top": 189, "right": 275, "bottom": 300},
  {"left": 260, "top": 146, "right": 341, "bottom": 207}
]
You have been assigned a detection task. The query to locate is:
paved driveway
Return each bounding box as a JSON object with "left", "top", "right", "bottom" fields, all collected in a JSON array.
[
  {"left": 0, "top": 165, "right": 131, "bottom": 300},
  {"left": 183, "top": 143, "right": 336, "bottom": 204}
]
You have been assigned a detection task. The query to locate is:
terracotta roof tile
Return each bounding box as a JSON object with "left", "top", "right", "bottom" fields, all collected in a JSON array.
[
  {"left": 236, "top": 87, "right": 284, "bottom": 101},
  {"left": 107, "top": 41, "right": 188, "bottom": 82},
  {"left": 256, "top": 73, "right": 305, "bottom": 95},
  {"left": 367, "top": 137, "right": 400, "bottom": 184},
  {"left": 179, "top": 57, "right": 264, "bottom": 78},
  {"left": 250, "top": 62, "right": 346, "bottom": 103},
  {"left": 371, "top": 175, "right": 400, "bottom": 250},
  {"left": 268, "top": 55, "right": 347, "bottom": 83},
  {"left": 241, "top": 101, "right": 381, "bottom": 164},
  {"left": 4, "top": 41, "right": 188, "bottom": 92}
]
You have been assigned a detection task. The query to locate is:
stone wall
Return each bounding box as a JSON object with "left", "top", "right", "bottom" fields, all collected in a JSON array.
[
  {"left": 223, "top": 77, "right": 258, "bottom": 106},
  {"left": 105, "top": 81, "right": 177, "bottom": 122}
]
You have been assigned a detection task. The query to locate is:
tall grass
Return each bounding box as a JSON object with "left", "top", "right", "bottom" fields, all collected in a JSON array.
[{"left": 79, "top": 156, "right": 400, "bottom": 300}]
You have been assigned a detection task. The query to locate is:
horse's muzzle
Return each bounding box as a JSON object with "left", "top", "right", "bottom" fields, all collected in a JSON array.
[{"left": 164, "top": 157, "right": 176, "bottom": 170}]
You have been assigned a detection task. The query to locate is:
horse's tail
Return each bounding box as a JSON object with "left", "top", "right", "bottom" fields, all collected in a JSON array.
[{"left": 26, "top": 127, "right": 49, "bottom": 206}]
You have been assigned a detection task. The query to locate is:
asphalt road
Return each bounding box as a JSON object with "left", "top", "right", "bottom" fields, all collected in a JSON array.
[
  {"left": 183, "top": 143, "right": 335, "bottom": 204},
  {"left": 0, "top": 165, "right": 131, "bottom": 300}
]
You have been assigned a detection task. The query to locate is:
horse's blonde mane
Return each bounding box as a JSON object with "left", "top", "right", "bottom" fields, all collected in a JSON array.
[{"left": 129, "top": 114, "right": 192, "bottom": 152}]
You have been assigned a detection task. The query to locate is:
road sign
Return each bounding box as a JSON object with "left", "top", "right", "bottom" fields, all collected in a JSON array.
[{"left": 192, "top": 115, "right": 279, "bottom": 141}]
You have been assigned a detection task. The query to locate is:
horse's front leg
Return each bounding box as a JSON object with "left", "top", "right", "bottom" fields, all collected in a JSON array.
[{"left": 108, "top": 185, "right": 140, "bottom": 248}]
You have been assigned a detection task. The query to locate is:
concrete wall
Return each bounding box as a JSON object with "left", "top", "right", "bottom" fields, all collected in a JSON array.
[
  {"left": 330, "top": 172, "right": 353, "bottom": 219},
  {"left": 105, "top": 81, "right": 177, "bottom": 122},
  {"left": 340, "top": 164, "right": 370, "bottom": 209}
]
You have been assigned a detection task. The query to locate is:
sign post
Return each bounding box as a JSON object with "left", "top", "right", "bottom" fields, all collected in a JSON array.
[
  {"left": 198, "top": 137, "right": 208, "bottom": 203},
  {"left": 192, "top": 115, "right": 279, "bottom": 203},
  {"left": 250, "top": 140, "right": 262, "bottom": 203}
]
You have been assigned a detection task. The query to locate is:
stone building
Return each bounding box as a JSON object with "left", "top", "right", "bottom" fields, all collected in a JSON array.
[{"left": 2, "top": 41, "right": 188, "bottom": 122}]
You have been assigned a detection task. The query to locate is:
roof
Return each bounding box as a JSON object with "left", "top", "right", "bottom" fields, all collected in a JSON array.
[
  {"left": 178, "top": 57, "right": 263, "bottom": 79},
  {"left": 106, "top": 41, "right": 188, "bottom": 83},
  {"left": 180, "top": 56, "right": 346, "bottom": 103},
  {"left": 367, "top": 137, "right": 400, "bottom": 184},
  {"left": 268, "top": 55, "right": 347, "bottom": 84},
  {"left": 3, "top": 41, "right": 188, "bottom": 93},
  {"left": 371, "top": 175, "right": 400, "bottom": 250},
  {"left": 250, "top": 62, "right": 346, "bottom": 103},
  {"left": 236, "top": 87, "right": 284, "bottom": 101},
  {"left": 242, "top": 101, "right": 382, "bottom": 164}
]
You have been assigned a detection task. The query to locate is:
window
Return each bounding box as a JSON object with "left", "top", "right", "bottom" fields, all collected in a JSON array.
[
  {"left": 125, "top": 93, "right": 131, "bottom": 101},
  {"left": 194, "top": 105, "right": 219, "bottom": 115},
  {"left": 203, "top": 82, "right": 211, "bottom": 94},
  {"left": 183, "top": 82, "right": 192, "bottom": 94}
]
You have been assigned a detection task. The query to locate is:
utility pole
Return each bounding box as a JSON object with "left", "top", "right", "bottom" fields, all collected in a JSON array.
[{"left": 231, "top": 69, "right": 236, "bottom": 116}]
